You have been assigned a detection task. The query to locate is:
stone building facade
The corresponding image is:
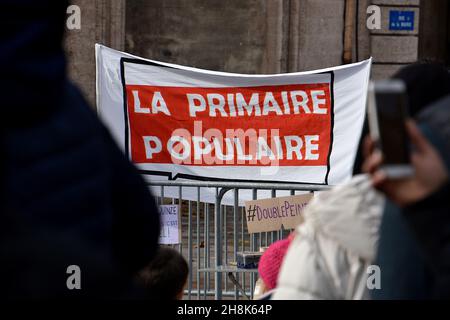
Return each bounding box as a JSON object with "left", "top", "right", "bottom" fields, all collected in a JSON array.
[{"left": 65, "top": 0, "right": 449, "bottom": 107}]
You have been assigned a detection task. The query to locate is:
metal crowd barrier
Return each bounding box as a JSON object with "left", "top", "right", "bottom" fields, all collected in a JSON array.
[{"left": 148, "top": 181, "right": 330, "bottom": 300}]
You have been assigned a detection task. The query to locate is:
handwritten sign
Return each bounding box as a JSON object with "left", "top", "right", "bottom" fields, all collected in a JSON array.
[
  {"left": 158, "top": 205, "right": 181, "bottom": 244},
  {"left": 244, "top": 194, "right": 313, "bottom": 234}
]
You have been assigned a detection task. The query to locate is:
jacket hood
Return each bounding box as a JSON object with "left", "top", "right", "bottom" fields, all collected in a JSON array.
[
  {"left": 417, "top": 94, "right": 450, "bottom": 171},
  {"left": 1, "top": 1, "right": 68, "bottom": 126},
  {"left": 301, "top": 174, "right": 384, "bottom": 261}
]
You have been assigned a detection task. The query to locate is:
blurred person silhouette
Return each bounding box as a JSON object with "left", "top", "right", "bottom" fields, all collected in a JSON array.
[
  {"left": 273, "top": 95, "right": 384, "bottom": 300},
  {"left": 272, "top": 174, "right": 384, "bottom": 299},
  {"left": 0, "top": 1, "right": 160, "bottom": 298},
  {"left": 273, "top": 63, "right": 450, "bottom": 300},
  {"left": 137, "top": 247, "right": 188, "bottom": 300},
  {"left": 364, "top": 95, "right": 450, "bottom": 299},
  {"left": 370, "top": 62, "right": 450, "bottom": 300}
]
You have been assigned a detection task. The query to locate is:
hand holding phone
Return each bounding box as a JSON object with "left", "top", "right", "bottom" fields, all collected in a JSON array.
[
  {"left": 367, "top": 79, "right": 414, "bottom": 179},
  {"left": 363, "top": 120, "right": 448, "bottom": 206}
]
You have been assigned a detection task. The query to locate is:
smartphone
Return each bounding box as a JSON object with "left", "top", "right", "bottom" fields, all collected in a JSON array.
[{"left": 367, "top": 79, "right": 414, "bottom": 178}]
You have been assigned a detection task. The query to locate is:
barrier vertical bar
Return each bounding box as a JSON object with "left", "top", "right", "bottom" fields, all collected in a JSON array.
[
  {"left": 215, "top": 188, "right": 222, "bottom": 300},
  {"left": 223, "top": 204, "right": 228, "bottom": 293},
  {"left": 241, "top": 206, "right": 246, "bottom": 298},
  {"left": 271, "top": 189, "right": 276, "bottom": 244},
  {"left": 233, "top": 188, "right": 239, "bottom": 300},
  {"left": 172, "top": 188, "right": 175, "bottom": 205},
  {"left": 259, "top": 231, "right": 262, "bottom": 249},
  {"left": 188, "top": 200, "right": 193, "bottom": 300},
  {"left": 215, "top": 188, "right": 231, "bottom": 300},
  {"left": 197, "top": 187, "right": 201, "bottom": 300},
  {"left": 251, "top": 188, "right": 257, "bottom": 299},
  {"left": 179, "top": 186, "right": 183, "bottom": 255},
  {"left": 205, "top": 202, "right": 209, "bottom": 299}
]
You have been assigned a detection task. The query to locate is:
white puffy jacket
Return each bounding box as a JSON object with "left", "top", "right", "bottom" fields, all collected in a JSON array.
[{"left": 272, "top": 175, "right": 384, "bottom": 300}]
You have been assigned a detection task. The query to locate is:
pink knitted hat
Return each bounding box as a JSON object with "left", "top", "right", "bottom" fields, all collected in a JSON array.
[{"left": 258, "top": 237, "right": 292, "bottom": 290}]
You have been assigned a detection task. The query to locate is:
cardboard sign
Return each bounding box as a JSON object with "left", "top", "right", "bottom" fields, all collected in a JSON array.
[
  {"left": 244, "top": 194, "right": 313, "bottom": 234},
  {"left": 158, "top": 205, "right": 181, "bottom": 244}
]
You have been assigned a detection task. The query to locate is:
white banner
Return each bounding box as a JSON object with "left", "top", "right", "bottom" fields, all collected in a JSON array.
[{"left": 96, "top": 44, "right": 371, "bottom": 204}]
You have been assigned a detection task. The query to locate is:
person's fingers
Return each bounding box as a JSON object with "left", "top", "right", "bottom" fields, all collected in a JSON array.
[
  {"left": 362, "top": 150, "right": 383, "bottom": 174},
  {"left": 406, "top": 120, "right": 432, "bottom": 154},
  {"left": 363, "top": 135, "right": 374, "bottom": 158},
  {"left": 372, "top": 169, "right": 387, "bottom": 188}
]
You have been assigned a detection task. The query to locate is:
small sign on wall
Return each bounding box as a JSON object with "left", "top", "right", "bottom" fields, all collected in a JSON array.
[
  {"left": 158, "top": 205, "right": 181, "bottom": 245},
  {"left": 389, "top": 10, "right": 415, "bottom": 31}
]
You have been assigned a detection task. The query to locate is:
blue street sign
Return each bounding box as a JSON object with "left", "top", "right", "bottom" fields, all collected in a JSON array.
[{"left": 389, "top": 10, "right": 415, "bottom": 31}]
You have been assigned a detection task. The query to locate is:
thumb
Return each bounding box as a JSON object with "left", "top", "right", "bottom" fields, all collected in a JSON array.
[{"left": 406, "top": 120, "right": 432, "bottom": 154}]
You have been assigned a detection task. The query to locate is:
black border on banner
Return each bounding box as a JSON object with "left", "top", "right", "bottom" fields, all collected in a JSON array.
[{"left": 119, "top": 57, "right": 336, "bottom": 185}]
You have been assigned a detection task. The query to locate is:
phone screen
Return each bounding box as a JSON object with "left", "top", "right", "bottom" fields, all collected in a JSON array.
[{"left": 375, "top": 89, "right": 410, "bottom": 165}]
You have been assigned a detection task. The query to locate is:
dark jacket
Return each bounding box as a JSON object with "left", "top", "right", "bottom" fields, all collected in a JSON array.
[
  {"left": 402, "top": 95, "right": 450, "bottom": 299},
  {"left": 0, "top": 1, "right": 160, "bottom": 298},
  {"left": 372, "top": 201, "right": 434, "bottom": 299}
]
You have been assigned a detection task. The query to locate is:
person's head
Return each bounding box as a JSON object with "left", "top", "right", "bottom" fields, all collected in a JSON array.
[
  {"left": 257, "top": 238, "right": 292, "bottom": 293},
  {"left": 392, "top": 62, "right": 450, "bottom": 117},
  {"left": 138, "top": 246, "right": 188, "bottom": 300},
  {"left": 353, "top": 62, "right": 450, "bottom": 175},
  {"left": 2, "top": 1, "right": 69, "bottom": 125}
]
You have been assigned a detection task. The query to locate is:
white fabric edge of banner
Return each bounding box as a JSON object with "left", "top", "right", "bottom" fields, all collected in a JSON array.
[
  {"left": 96, "top": 43, "right": 372, "bottom": 78},
  {"left": 327, "top": 58, "right": 372, "bottom": 185},
  {"left": 95, "top": 44, "right": 373, "bottom": 190}
]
